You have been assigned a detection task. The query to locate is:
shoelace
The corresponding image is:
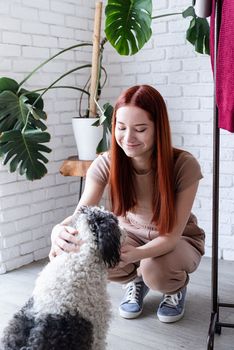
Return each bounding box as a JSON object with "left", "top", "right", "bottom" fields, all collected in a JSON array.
[
  {"left": 123, "top": 281, "right": 142, "bottom": 304},
  {"left": 161, "top": 291, "right": 182, "bottom": 308}
]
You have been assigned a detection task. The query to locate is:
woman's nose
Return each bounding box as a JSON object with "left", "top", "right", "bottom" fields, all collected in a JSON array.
[{"left": 124, "top": 129, "right": 135, "bottom": 142}]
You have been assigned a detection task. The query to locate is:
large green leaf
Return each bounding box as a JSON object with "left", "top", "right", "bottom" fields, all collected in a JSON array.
[
  {"left": 93, "top": 102, "right": 113, "bottom": 153},
  {"left": 99, "top": 102, "right": 113, "bottom": 133},
  {"left": 96, "top": 135, "right": 109, "bottom": 154},
  {"left": 0, "top": 77, "right": 19, "bottom": 93},
  {"left": 0, "top": 91, "right": 28, "bottom": 132},
  {"left": 19, "top": 88, "right": 44, "bottom": 110},
  {"left": 105, "top": 0, "right": 152, "bottom": 55},
  {"left": 183, "top": 6, "right": 210, "bottom": 55},
  {"left": 0, "top": 129, "right": 51, "bottom": 180},
  {"left": 0, "top": 90, "right": 47, "bottom": 134}
]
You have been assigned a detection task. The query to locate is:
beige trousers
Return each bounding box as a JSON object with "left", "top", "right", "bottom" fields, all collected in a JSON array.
[{"left": 108, "top": 215, "right": 205, "bottom": 295}]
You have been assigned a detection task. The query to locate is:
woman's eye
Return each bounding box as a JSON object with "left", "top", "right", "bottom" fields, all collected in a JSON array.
[
  {"left": 136, "top": 129, "right": 146, "bottom": 132},
  {"left": 118, "top": 127, "right": 126, "bottom": 131}
]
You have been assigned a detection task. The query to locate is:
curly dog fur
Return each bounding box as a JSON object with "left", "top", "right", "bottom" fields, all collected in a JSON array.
[{"left": 1, "top": 206, "right": 123, "bottom": 350}]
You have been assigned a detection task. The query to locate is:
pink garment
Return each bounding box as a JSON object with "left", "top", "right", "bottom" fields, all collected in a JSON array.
[{"left": 210, "top": 0, "right": 234, "bottom": 132}]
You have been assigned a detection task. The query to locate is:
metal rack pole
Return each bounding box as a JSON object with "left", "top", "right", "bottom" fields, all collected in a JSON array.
[
  {"left": 207, "top": 1, "right": 234, "bottom": 348},
  {"left": 207, "top": 1, "right": 221, "bottom": 347}
]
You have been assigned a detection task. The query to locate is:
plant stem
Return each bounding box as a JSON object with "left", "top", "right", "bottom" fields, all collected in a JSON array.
[
  {"left": 22, "top": 86, "right": 90, "bottom": 96},
  {"left": 22, "top": 64, "right": 91, "bottom": 132},
  {"left": 38, "top": 64, "right": 91, "bottom": 99},
  {"left": 18, "top": 42, "right": 93, "bottom": 91},
  {"left": 151, "top": 12, "right": 182, "bottom": 20}
]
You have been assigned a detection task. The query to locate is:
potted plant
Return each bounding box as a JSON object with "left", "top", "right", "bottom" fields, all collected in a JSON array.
[
  {"left": 0, "top": 0, "right": 209, "bottom": 181},
  {"left": 72, "top": 2, "right": 112, "bottom": 162},
  {"left": 0, "top": 2, "right": 113, "bottom": 181},
  {"left": 71, "top": 37, "right": 113, "bottom": 162},
  {"left": 0, "top": 43, "right": 112, "bottom": 181}
]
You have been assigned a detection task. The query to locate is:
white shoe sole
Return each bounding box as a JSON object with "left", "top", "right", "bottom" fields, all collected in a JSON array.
[
  {"left": 157, "top": 309, "right": 185, "bottom": 323},
  {"left": 119, "top": 307, "right": 143, "bottom": 319}
]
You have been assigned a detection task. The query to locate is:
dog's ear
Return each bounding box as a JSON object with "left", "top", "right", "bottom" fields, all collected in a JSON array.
[
  {"left": 95, "top": 215, "right": 122, "bottom": 268},
  {"left": 85, "top": 208, "right": 122, "bottom": 268}
]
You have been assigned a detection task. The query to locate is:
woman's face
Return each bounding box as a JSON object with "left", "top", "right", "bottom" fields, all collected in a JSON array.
[{"left": 115, "top": 105, "right": 155, "bottom": 160}]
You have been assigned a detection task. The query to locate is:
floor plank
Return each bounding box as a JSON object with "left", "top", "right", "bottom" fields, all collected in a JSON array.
[{"left": 0, "top": 257, "right": 233, "bottom": 349}]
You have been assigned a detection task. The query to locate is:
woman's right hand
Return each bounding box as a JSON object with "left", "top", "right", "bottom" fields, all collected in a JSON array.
[
  {"left": 48, "top": 175, "right": 105, "bottom": 261},
  {"left": 49, "top": 223, "right": 81, "bottom": 261}
]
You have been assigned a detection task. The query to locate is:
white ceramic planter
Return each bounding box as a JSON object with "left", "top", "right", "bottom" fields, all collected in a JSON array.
[
  {"left": 194, "top": 0, "right": 212, "bottom": 18},
  {"left": 72, "top": 118, "right": 103, "bottom": 160}
]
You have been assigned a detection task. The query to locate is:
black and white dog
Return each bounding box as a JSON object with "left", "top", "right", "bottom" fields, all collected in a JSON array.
[{"left": 1, "top": 206, "right": 123, "bottom": 350}]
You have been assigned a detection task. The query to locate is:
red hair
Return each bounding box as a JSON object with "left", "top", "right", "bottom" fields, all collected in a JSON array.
[{"left": 109, "top": 85, "right": 180, "bottom": 234}]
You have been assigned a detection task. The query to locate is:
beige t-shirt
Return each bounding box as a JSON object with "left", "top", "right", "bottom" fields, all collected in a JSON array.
[
  {"left": 86, "top": 150, "right": 203, "bottom": 225},
  {"left": 87, "top": 150, "right": 205, "bottom": 253}
]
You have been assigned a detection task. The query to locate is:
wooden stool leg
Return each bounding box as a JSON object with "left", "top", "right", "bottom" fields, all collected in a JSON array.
[{"left": 79, "top": 177, "right": 84, "bottom": 200}]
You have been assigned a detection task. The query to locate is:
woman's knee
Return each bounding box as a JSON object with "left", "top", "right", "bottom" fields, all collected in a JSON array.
[
  {"left": 140, "top": 257, "right": 187, "bottom": 293},
  {"left": 108, "top": 262, "right": 137, "bottom": 284},
  {"left": 140, "top": 258, "right": 167, "bottom": 291}
]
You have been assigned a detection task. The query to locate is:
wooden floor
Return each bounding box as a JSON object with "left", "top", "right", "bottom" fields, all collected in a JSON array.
[{"left": 0, "top": 257, "right": 233, "bottom": 350}]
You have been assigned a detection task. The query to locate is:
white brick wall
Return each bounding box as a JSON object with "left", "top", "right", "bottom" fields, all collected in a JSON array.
[
  {"left": 103, "top": 0, "right": 234, "bottom": 262},
  {"left": 0, "top": 0, "right": 95, "bottom": 273},
  {"left": 0, "top": 0, "right": 234, "bottom": 273}
]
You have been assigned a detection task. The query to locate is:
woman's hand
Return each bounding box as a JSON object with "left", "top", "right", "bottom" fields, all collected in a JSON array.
[
  {"left": 49, "top": 224, "right": 83, "bottom": 260},
  {"left": 120, "top": 244, "right": 143, "bottom": 265}
]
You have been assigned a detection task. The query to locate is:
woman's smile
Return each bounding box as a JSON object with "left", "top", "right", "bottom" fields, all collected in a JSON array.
[
  {"left": 115, "top": 105, "right": 155, "bottom": 165},
  {"left": 124, "top": 143, "right": 141, "bottom": 148}
]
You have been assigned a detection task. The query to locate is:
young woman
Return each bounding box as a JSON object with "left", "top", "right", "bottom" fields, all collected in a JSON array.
[{"left": 50, "top": 85, "right": 205, "bottom": 323}]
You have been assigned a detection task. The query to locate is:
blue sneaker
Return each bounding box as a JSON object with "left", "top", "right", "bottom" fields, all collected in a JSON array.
[
  {"left": 119, "top": 279, "right": 149, "bottom": 319},
  {"left": 157, "top": 287, "right": 187, "bottom": 323}
]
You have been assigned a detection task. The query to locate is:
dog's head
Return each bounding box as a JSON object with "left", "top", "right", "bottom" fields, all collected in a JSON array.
[{"left": 74, "top": 206, "right": 124, "bottom": 268}]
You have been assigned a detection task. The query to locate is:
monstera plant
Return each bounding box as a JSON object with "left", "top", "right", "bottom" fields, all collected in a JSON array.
[
  {"left": 0, "top": 41, "right": 113, "bottom": 181},
  {"left": 0, "top": 0, "right": 209, "bottom": 181},
  {"left": 104, "top": 0, "right": 210, "bottom": 56}
]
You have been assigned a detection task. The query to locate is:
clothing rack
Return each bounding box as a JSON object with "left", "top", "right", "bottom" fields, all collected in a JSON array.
[{"left": 207, "top": 0, "right": 234, "bottom": 348}]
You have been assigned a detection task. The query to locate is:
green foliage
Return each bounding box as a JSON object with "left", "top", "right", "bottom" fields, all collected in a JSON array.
[
  {"left": 0, "top": 2, "right": 210, "bottom": 181},
  {"left": 105, "top": 0, "right": 210, "bottom": 56},
  {"left": 0, "top": 77, "right": 51, "bottom": 180},
  {"left": 0, "top": 42, "right": 112, "bottom": 181},
  {"left": 0, "top": 129, "right": 51, "bottom": 180},
  {"left": 0, "top": 77, "right": 19, "bottom": 93},
  {"left": 93, "top": 102, "right": 113, "bottom": 153},
  {"left": 183, "top": 6, "right": 210, "bottom": 55},
  {"left": 105, "top": 0, "right": 152, "bottom": 55}
]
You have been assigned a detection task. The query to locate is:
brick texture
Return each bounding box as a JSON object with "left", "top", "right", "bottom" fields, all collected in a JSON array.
[{"left": 0, "top": 0, "right": 234, "bottom": 274}]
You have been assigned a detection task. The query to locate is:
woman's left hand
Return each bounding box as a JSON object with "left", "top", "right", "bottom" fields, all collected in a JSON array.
[{"left": 120, "top": 244, "right": 142, "bottom": 264}]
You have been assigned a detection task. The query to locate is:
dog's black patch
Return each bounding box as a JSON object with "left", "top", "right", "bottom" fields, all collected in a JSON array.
[
  {"left": 2, "top": 298, "right": 93, "bottom": 350},
  {"left": 79, "top": 206, "right": 122, "bottom": 268},
  {"left": 1, "top": 298, "right": 35, "bottom": 350}
]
